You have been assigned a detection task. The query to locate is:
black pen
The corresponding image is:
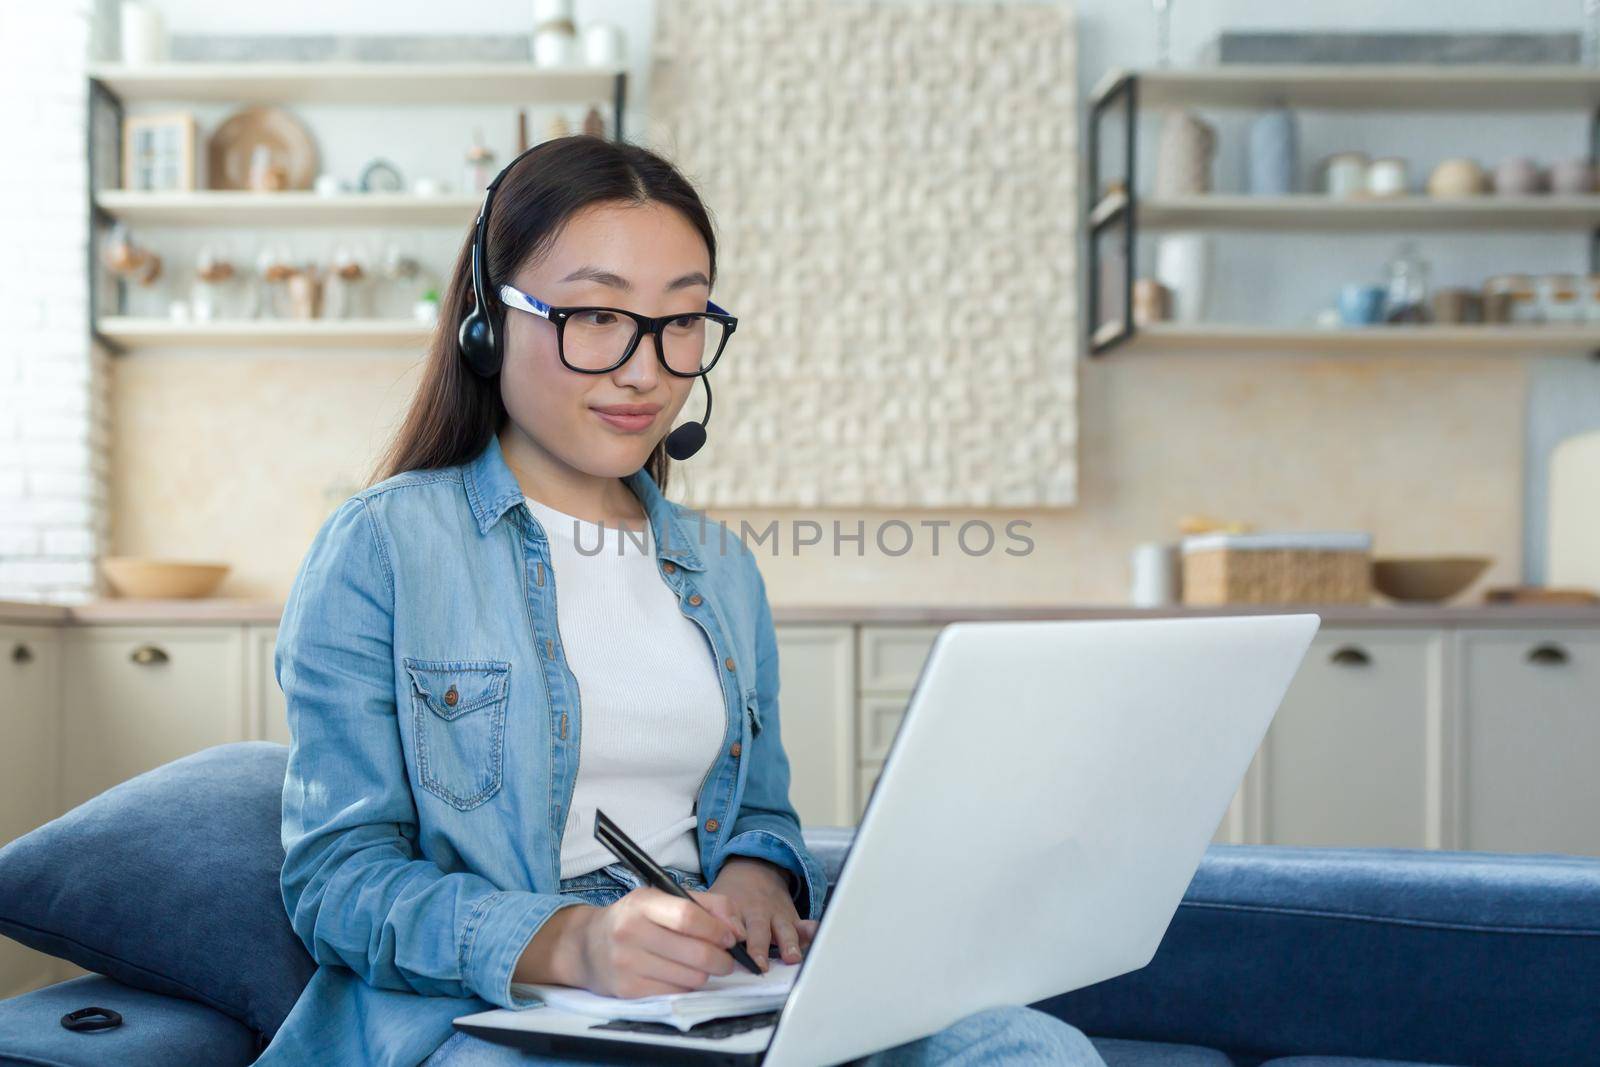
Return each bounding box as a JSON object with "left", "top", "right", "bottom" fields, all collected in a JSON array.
[{"left": 594, "top": 808, "right": 764, "bottom": 976}]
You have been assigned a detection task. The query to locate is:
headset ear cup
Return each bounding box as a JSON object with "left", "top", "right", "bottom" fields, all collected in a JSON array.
[{"left": 458, "top": 308, "right": 500, "bottom": 377}]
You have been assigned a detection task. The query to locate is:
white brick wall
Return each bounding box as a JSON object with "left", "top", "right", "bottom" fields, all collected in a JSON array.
[{"left": 0, "top": 1, "right": 110, "bottom": 605}]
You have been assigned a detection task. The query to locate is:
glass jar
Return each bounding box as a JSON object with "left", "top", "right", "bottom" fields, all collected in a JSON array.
[
  {"left": 1499, "top": 274, "right": 1540, "bottom": 325},
  {"left": 1382, "top": 241, "right": 1431, "bottom": 323},
  {"left": 1539, "top": 273, "right": 1583, "bottom": 323}
]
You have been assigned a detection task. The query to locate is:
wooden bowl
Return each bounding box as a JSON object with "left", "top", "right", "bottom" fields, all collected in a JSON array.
[
  {"left": 101, "top": 558, "right": 230, "bottom": 599},
  {"left": 1371, "top": 557, "right": 1491, "bottom": 603}
]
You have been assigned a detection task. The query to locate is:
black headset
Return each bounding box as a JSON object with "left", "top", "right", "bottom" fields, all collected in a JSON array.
[{"left": 457, "top": 141, "right": 714, "bottom": 461}]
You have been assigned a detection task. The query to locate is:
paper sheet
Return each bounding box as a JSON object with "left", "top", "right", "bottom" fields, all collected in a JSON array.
[{"left": 511, "top": 960, "right": 800, "bottom": 1032}]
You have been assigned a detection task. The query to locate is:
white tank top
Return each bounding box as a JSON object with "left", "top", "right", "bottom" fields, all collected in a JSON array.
[{"left": 524, "top": 495, "right": 727, "bottom": 879}]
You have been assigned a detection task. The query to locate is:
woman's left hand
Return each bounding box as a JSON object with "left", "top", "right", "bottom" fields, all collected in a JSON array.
[{"left": 706, "top": 857, "right": 820, "bottom": 971}]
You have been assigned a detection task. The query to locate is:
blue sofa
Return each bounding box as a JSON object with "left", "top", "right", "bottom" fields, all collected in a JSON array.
[{"left": 0, "top": 742, "right": 1595, "bottom": 1066}]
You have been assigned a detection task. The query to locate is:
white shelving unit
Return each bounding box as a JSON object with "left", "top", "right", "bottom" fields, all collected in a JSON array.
[
  {"left": 1093, "top": 63, "right": 1600, "bottom": 111},
  {"left": 1116, "top": 322, "right": 1600, "bottom": 356},
  {"left": 1085, "top": 63, "right": 1600, "bottom": 357},
  {"left": 88, "top": 61, "right": 630, "bottom": 352},
  {"left": 1117, "top": 193, "right": 1600, "bottom": 232},
  {"left": 97, "top": 317, "right": 435, "bottom": 350},
  {"left": 87, "top": 61, "right": 624, "bottom": 104},
  {"left": 95, "top": 191, "right": 483, "bottom": 227}
]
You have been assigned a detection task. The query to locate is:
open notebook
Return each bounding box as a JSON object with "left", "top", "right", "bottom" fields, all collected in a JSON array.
[{"left": 509, "top": 960, "right": 801, "bottom": 1032}]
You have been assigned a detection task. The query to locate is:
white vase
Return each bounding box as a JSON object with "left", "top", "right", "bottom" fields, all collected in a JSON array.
[
  {"left": 1154, "top": 233, "right": 1212, "bottom": 323},
  {"left": 583, "top": 22, "right": 626, "bottom": 66},
  {"left": 119, "top": 1, "right": 166, "bottom": 65}
]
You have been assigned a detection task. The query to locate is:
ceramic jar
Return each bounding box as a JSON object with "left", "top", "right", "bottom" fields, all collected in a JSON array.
[
  {"left": 1428, "top": 158, "right": 1487, "bottom": 198},
  {"left": 1321, "top": 152, "right": 1368, "bottom": 197},
  {"left": 1154, "top": 110, "right": 1217, "bottom": 197},
  {"left": 1365, "top": 157, "right": 1409, "bottom": 198},
  {"left": 1551, "top": 158, "right": 1596, "bottom": 195},
  {"left": 1492, "top": 157, "right": 1547, "bottom": 195}
]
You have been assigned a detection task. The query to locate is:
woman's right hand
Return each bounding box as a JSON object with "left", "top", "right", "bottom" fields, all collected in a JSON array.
[{"left": 562, "top": 887, "right": 748, "bottom": 998}]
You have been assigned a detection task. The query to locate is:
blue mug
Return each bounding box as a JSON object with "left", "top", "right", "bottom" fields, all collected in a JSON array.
[{"left": 1338, "top": 284, "right": 1386, "bottom": 325}]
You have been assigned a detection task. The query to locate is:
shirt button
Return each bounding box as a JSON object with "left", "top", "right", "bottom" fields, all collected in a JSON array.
[
  {"left": 730, "top": 742, "right": 741, "bottom": 757},
  {"left": 688, "top": 593, "right": 702, "bottom": 606},
  {"left": 443, "top": 686, "right": 459, "bottom": 707},
  {"left": 704, "top": 818, "right": 719, "bottom": 833},
  {"left": 724, "top": 657, "right": 735, "bottom": 671},
  {"left": 663, "top": 561, "right": 676, "bottom": 573}
]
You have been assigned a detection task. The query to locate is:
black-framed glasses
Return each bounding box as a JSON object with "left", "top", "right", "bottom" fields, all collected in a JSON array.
[{"left": 497, "top": 284, "right": 737, "bottom": 377}]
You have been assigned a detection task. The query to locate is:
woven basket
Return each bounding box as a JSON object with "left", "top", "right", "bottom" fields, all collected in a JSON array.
[{"left": 1181, "top": 533, "right": 1372, "bottom": 605}]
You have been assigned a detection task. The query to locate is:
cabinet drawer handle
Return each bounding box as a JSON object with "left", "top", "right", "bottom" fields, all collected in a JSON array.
[
  {"left": 130, "top": 644, "right": 169, "bottom": 666},
  {"left": 1329, "top": 645, "right": 1371, "bottom": 667},
  {"left": 10, "top": 643, "right": 32, "bottom": 665},
  {"left": 1526, "top": 643, "right": 1570, "bottom": 666}
]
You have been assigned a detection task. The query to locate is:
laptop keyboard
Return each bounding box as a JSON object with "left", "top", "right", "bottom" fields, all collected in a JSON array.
[{"left": 590, "top": 1010, "right": 780, "bottom": 1041}]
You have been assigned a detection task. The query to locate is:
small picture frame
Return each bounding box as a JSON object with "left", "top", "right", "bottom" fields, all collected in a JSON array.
[{"left": 122, "top": 112, "right": 198, "bottom": 191}]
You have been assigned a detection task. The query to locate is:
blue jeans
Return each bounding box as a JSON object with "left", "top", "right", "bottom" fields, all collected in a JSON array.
[{"left": 422, "top": 863, "right": 1104, "bottom": 1067}]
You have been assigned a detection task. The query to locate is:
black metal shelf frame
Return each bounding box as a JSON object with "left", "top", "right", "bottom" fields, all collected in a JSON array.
[
  {"left": 85, "top": 70, "right": 630, "bottom": 357},
  {"left": 1084, "top": 73, "right": 1136, "bottom": 358}
]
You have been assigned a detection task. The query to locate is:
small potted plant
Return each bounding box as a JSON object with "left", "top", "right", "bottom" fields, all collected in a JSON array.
[{"left": 413, "top": 286, "right": 440, "bottom": 324}]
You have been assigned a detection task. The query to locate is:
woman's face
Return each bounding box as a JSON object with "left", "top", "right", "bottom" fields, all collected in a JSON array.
[{"left": 499, "top": 199, "right": 710, "bottom": 481}]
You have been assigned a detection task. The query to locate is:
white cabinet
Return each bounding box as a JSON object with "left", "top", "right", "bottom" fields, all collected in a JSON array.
[
  {"left": 773, "top": 626, "right": 856, "bottom": 827},
  {"left": 853, "top": 626, "right": 942, "bottom": 821},
  {"left": 858, "top": 625, "right": 942, "bottom": 692},
  {"left": 832, "top": 620, "right": 1600, "bottom": 859},
  {"left": 1457, "top": 628, "right": 1600, "bottom": 856},
  {"left": 1259, "top": 629, "right": 1444, "bottom": 849},
  {"left": 1213, "top": 757, "right": 1253, "bottom": 845},
  {"left": 856, "top": 761, "right": 885, "bottom": 823},
  {"left": 0, "top": 625, "right": 63, "bottom": 999},
  {"left": 7, "top": 609, "right": 1600, "bottom": 921},
  {"left": 59, "top": 626, "right": 249, "bottom": 811},
  {"left": 858, "top": 694, "right": 910, "bottom": 763},
  {"left": 0, "top": 626, "right": 61, "bottom": 845}
]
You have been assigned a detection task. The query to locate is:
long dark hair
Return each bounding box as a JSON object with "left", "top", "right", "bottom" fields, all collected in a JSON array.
[{"left": 367, "top": 135, "right": 719, "bottom": 496}]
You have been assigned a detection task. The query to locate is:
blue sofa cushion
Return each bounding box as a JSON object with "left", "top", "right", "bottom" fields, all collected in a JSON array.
[
  {"left": 0, "top": 742, "right": 313, "bottom": 1041},
  {"left": 1256, "top": 1059, "right": 1461, "bottom": 1066},
  {"left": 1038, "top": 844, "right": 1600, "bottom": 1067},
  {"left": 1091, "top": 1036, "right": 1235, "bottom": 1066},
  {"left": 0, "top": 973, "right": 258, "bottom": 1067}
]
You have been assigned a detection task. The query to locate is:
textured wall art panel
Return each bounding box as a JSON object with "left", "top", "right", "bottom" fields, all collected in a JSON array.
[{"left": 647, "top": 0, "right": 1077, "bottom": 508}]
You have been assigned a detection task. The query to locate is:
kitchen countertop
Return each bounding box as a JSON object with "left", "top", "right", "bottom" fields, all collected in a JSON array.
[{"left": 3, "top": 598, "right": 1600, "bottom": 627}]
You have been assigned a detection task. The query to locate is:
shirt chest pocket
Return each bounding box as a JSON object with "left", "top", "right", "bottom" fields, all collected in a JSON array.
[{"left": 403, "top": 658, "right": 511, "bottom": 811}]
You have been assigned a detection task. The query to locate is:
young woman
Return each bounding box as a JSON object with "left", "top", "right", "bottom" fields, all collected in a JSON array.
[{"left": 260, "top": 136, "right": 1106, "bottom": 1066}]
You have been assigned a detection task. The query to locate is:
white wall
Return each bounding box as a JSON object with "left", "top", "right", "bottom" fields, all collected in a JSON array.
[{"left": 0, "top": 1, "right": 109, "bottom": 604}]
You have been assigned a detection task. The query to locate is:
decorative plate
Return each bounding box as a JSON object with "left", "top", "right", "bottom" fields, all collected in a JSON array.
[{"left": 206, "top": 106, "right": 319, "bottom": 191}]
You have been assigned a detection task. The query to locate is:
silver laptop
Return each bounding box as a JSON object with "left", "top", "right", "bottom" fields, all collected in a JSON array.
[{"left": 453, "top": 613, "right": 1321, "bottom": 1065}]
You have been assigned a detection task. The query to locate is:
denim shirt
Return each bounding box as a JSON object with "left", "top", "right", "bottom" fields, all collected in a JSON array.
[{"left": 257, "top": 432, "right": 827, "bottom": 1066}]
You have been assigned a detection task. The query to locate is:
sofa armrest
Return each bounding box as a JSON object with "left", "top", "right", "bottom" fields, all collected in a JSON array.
[{"left": 1035, "top": 844, "right": 1600, "bottom": 1067}]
